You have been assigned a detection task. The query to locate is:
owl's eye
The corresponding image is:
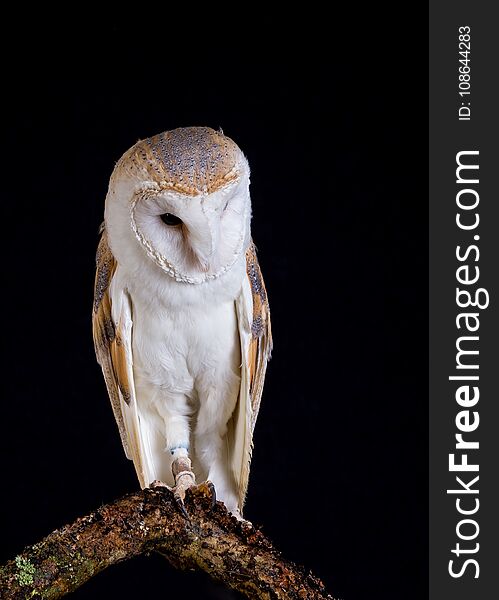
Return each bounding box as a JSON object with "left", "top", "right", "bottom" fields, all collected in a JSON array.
[{"left": 160, "top": 213, "right": 182, "bottom": 226}]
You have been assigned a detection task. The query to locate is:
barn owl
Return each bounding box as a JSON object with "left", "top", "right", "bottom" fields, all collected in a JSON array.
[{"left": 92, "top": 127, "right": 272, "bottom": 518}]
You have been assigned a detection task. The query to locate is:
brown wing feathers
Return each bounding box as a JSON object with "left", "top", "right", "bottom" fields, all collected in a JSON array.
[
  {"left": 92, "top": 231, "right": 131, "bottom": 457},
  {"left": 245, "top": 243, "right": 272, "bottom": 428}
]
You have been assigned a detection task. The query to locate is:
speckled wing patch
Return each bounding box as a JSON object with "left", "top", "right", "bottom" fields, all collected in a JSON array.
[
  {"left": 143, "top": 127, "right": 240, "bottom": 195},
  {"left": 92, "top": 231, "right": 131, "bottom": 458},
  {"left": 245, "top": 243, "right": 272, "bottom": 429}
]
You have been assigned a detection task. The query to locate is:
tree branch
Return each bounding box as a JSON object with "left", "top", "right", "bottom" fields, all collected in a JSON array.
[{"left": 0, "top": 484, "right": 334, "bottom": 599}]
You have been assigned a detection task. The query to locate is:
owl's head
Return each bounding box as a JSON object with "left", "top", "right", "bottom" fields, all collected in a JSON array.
[{"left": 105, "top": 127, "right": 251, "bottom": 284}]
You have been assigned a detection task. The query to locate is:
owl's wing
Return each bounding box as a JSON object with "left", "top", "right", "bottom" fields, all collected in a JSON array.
[
  {"left": 231, "top": 242, "right": 273, "bottom": 511},
  {"left": 92, "top": 230, "right": 148, "bottom": 488}
]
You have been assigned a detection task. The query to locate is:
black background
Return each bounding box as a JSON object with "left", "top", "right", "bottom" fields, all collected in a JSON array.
[{"left": 0, "top": 14, "right": 427, "bottom": 600}]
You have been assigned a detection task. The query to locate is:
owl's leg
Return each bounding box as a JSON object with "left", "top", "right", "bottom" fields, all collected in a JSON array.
[
  {"left": 150, "top": 393, "right": 199, "bottom": 516},
  {"left": 195, "top": 380, "right": 240, "bottom": 516},
  {"left": 196, "top": 427, "right": 238, "bottom": 513}
]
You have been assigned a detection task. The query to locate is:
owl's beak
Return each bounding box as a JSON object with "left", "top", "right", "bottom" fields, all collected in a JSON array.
[
  {"left": 186, "top": 226, "right": 219, "bottom": 273},
  {"left": 195, "top": 253, "right": 211, "bottom": 272}
]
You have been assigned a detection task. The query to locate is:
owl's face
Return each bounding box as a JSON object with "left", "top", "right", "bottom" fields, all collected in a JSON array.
[
  {"left": 130, "top": 176, "right": 250, "bottom": 283},
  {"left": 105, "top": 128, "right": 252, "bottom": 284}
]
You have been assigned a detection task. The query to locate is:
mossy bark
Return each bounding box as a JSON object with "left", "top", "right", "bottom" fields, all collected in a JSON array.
[{"left": 0, "top": 484, "right": 334, "bottom": 599}]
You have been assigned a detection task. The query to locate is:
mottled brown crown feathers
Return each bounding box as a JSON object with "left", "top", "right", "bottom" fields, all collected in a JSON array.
[{"left": 117, "top": 127, "right": 242, "bottom": 195}]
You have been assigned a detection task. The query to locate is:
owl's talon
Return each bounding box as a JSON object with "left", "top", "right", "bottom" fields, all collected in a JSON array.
[
  {"left": 174, "top": 492, "right": 190, "bottom": 519},
  {"left": 205, "top": 480, "right": 217, "bottom": 509},
  {"left": 149, "top": 480, "right": 189, "bottom": 517},
  {"left": 150, "top": 479, "right": 168, "bottom": 488}
]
